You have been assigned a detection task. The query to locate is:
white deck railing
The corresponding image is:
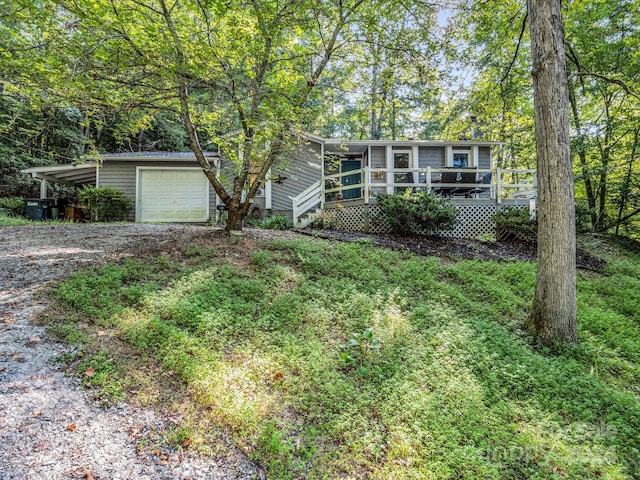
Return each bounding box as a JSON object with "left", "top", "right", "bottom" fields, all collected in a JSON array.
[
  {"left": 322, "top": 167, "right": 537, "bottom": 204},
  {"left": 290, "top": 167, "right": 537, "bottom": 227},
  {"left": 290, "top": 179, "right": 322, "bottom": 226}
]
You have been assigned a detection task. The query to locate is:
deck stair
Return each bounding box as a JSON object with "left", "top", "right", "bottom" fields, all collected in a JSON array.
[{"left": 291, "top": 180, "right": 322, "bottom": 228}]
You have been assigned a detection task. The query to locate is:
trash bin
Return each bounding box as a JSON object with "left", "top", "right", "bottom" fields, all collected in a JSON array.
[
  {"left": 24, "top": 198, "right": 53, "bottom": 221},
  {"left": 50, "top": 199, "right": 66, "bottom": 220}
]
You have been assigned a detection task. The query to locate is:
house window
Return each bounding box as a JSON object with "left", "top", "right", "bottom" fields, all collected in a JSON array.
[
  {"left": 452, "top": 150, "right": 472, "bottom": 168},
  {"left": 393, "top": 150, "right": 414, "bottom": 189}
]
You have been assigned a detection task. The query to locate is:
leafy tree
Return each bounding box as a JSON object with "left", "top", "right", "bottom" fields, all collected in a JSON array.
[
  {"left": 448, "top": 0, "right": 640, "bottom": 235},
  {"left": 30, "top": 0, "right": 409, "bottom": 232},
  {"left": 527, "top": 0, "right": 577, "bottom": 344},
  {"left": 311, "top": 3, "right": 440, "bottom": 140},
  {"left": 564, "top": 0, "right": 640, "bottom": 232},
  {"left": 0, "top": 1, "right": 192, "bottom": 199}
]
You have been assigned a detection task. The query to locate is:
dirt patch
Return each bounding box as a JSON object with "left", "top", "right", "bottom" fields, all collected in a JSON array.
[
  {"left": 303, "top": 229, "right": 606, "bottom": 272},
  {"left": 0, "top": 223, "right": 263, "bottom": 480}
]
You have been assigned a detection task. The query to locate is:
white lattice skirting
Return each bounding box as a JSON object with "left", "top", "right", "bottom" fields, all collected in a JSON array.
[{"left": 323, "top": 202, "right": 529, "bottom": 239}]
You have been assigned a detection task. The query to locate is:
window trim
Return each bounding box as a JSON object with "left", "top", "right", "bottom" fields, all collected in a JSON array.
[{"left": 450, "top": 149, "right": 474, "bottom": 168}]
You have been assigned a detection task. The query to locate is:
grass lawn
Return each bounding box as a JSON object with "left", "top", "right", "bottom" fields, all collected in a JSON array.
[
  {"left": 0, "top": 214, "right": 31, "bottom": 226},
  {"left": 47, "top": 232, "right": 640, "bottom": 479}
]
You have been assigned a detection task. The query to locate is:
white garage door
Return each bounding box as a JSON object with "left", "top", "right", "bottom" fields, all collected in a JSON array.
[{"left": 137, "top": 168, "right": 209, "bottom": 222}]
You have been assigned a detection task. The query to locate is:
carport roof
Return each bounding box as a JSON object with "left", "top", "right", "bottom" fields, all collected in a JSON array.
[
  {"left": 21, "top": 151, "right": 219, "bottom": 187},
  {"left": 22, "top": 163, "right": 99, "bottom": 186}
]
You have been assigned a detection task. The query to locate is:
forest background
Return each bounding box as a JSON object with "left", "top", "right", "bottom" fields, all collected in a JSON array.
[{"left": 1, "top": 0, "right": 638, "bottom": 237}]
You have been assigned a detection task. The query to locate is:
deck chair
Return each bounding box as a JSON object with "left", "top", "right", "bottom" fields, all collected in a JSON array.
[
  {"left": 452, "top": 171, "right": 477, "bottom": 198},
  {"left": 435, "top": 170, "right": 459, "bottom": 197},
  {"left": 469, "top": 172, "right": 493, "bottom": 198}
]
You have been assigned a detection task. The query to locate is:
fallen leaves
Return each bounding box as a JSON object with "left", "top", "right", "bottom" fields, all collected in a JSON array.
[
  {"left": 2, "top": 312, "right": 16, "bottom": 324},
  {"left": 31, "top": 410, "right": 42, "bottom": 418},
  {"left": 150, "top": 449, "right": 175, "bottom": 466},
  {"left": 83, "top": 468, "right": 95, "bottom": 480},
  {"left": 84, "top": 367, "right": 95, "bottom": 377},
  {"left": 11, "top": 354, "right": 25, "bottom": 363},
  {"left": 27, "top": 336, "right": 41, "bottom": 345},
  {"left": 66, "top": 423, "right": 77, "bottom": 432}
]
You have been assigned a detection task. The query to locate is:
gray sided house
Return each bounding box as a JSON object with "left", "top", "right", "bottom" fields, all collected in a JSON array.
[
  {"left": 21, "top": 144, "right": 324, "bottom": 224},
  {"left": 22, "top": 134, "right": 536, "bottom": 237}
]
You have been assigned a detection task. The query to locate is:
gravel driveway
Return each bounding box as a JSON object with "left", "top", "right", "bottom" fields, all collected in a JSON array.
[{"left": 0, "top": 223, "right": 260, "bottom": 480}]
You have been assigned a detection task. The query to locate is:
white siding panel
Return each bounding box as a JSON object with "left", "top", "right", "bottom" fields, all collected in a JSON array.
[{"left": 370, "top": 146, "right": 385, "bottom": 168}]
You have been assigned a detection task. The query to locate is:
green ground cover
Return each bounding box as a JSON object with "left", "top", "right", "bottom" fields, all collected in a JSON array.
[
  {"left": 48, "top": 234, "right": 640, "bottom": 479},
  {"left": 0, "top": 214, "right": 31, "bottom": 226}
]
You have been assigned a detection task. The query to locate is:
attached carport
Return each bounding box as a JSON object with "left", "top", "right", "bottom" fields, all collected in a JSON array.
[
  {"left": 21, "top": 163, "right": 99, "bottom": 197},
  {"left": 22, "top": 153, "right": 219, "bottom": 223}
]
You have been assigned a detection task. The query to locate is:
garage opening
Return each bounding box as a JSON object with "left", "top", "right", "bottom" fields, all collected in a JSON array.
[{"left": 136, "top": 167, "right": 209, "bottom": 222}]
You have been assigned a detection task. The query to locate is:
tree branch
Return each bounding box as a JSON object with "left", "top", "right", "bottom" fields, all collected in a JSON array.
[{"left": 499, "top": 12, "right": 528, "bottom": 87}]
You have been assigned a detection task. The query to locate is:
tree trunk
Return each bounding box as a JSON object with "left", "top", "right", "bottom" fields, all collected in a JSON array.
[
  {"left": 527, "top": 0, "right": 578, "bottom": 344},
  {"left": 568, "top": 78, "right": 597, "bottom": 228},
  {"left": 615, "top": 128, "right": 639, "bottom": 234},
  {"left": 226, "top": 208, "right": 245, "bottom": 232}
]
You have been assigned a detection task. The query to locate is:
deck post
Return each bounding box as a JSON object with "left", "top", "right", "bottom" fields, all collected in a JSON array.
[
  {"left": 496, "top": 167, "right": 502, "bottom": 204},
  {"left": 265, "top": 168, "right": 272, "bottom": 210},
  {"left": 426, "top": 166, "right": 432, "bottom": 191},
  {"left": 386, "top": 145, "right": 393, "bottom": 194},
  {"left": 411, "top": 145, "right": 419, "bottom": 187},
  {"left": 363, "top": 166, "right": 370, "bottom": 204}
]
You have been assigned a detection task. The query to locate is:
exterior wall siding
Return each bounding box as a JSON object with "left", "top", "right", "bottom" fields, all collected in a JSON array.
[
  {"left": 96, "top": 140, "right": 497, "bottom": 223},
  {"left": 478, "top": 147, "right": 491, "bottom": 169},
  {"left": 271, "top": 140, "right": 322, "bottom": 214},
  {"left": 370, "top": 146, "right": 385, "bottom": 168},
  {"left": 418, "top": 146, "right": 445, "bottom": 168}
]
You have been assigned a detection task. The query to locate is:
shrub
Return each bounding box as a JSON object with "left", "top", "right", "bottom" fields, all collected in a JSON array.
[
  {"left": 493, "top": 207, "right": 536, "bottom": 241},
  {"left": 310, "top": 210, "right": 340, "bottom": 230},
  {"left": 575, "top": 200, "right": 594, "bottom": 233},
  {"left": 78, "top": 186, "right": 132, "bottom": 222},
  {"left": 258, "top": 214, "right": 293, "bottom": 230},
  {"left": 376, "top": 189, "right": 457, "bottom": 235},
  {"left": 0, "top": 197, "right": 26, "bottom": 217},
  {"left": 494, "top": 203, "right": 593, "bottom": 242}
]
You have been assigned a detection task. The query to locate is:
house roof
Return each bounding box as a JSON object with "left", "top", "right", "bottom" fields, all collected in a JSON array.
[
  {"left": 300, "top": 132, "right": 503, "bottom": 154},
  {"left": 320, "top": 138, "right": 503, "bottom": 154},
  {"left": 21, "top": 152, "right": 219, "bottom": 187},
  {"left": 88, "top": 151, "right": 218, "bottom": 161}
]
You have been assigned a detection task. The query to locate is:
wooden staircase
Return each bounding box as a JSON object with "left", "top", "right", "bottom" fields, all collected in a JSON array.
[{"left": 291, "top": 180, "right": 322, "bottom": 228}]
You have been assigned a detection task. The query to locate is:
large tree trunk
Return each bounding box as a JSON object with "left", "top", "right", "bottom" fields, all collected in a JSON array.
[{"left": 527, "top": 0, "right": 578, "bottom": 344}]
